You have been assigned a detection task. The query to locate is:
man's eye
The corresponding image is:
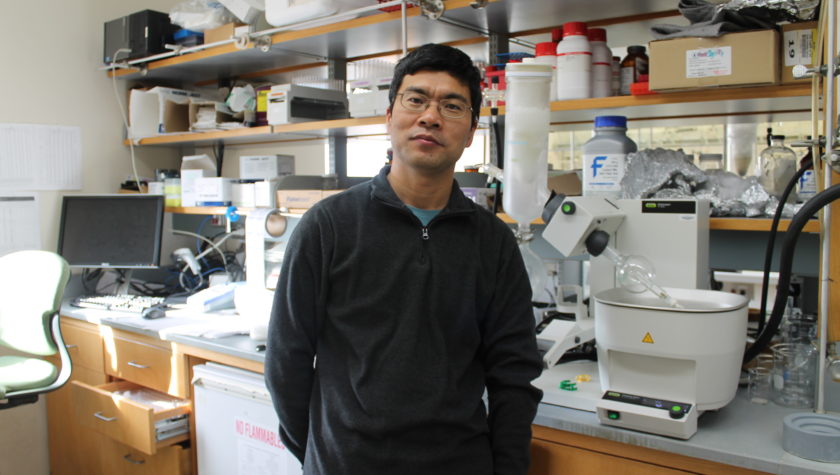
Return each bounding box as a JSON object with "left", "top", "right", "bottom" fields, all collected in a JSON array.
[
  {"left": 443, "top": 102, "right": 466, "bottom": 112},
  {"left": 405, "top": 95, "right": 426, "bottom": 105}
]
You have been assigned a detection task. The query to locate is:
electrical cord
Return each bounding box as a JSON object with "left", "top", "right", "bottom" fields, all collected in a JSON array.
[
  {"left": 173, "top": 229, "right": 228, "bottom": 268},
  {"left": 756, "top": 157, "right": 813, "bottom": 333},
  {"left": 110, "top": 48, "right": 143, "bottom": 192},
  {"left": 744, "top": 182, "right": 840, "bottom": 364}
]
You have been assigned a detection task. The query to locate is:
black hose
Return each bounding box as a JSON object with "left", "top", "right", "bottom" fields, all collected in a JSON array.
[
  {"left": 757, "top": 158, "right": 812, "bottom": 333},
  {"left": 744, "top": 182, "right": 840, "bottom": 364}
]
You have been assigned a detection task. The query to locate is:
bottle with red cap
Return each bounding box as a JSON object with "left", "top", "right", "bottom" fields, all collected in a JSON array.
[
  {"left": 534, "top": 42, "right": 558, "bottom": 101},
  {"left": 555, "top": 21, "right": 591, "bottom": 100},
  {"left": 588, "top": 27, "right": 612, "bottom": 98}
]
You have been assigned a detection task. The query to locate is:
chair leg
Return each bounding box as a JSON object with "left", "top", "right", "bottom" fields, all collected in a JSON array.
[{"left": 0, "top": 394, "right": 40, "bottom": 410}]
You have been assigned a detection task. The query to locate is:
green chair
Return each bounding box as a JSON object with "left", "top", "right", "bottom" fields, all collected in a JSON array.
[{"left": 0, "top": 250, "right": 72, "bottom": 409}]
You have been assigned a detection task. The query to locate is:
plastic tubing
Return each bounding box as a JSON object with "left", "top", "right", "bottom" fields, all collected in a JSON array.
[
  {"left": 744, "top": 183, "right": 840, "bottom": 364},
  {"left": 757, "top": 158, "right": 813, "bottom": 333}
]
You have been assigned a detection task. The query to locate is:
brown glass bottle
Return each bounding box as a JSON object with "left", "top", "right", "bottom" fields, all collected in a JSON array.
[{"left": 619, "top": 45, "right": 648, "bottom": 95}]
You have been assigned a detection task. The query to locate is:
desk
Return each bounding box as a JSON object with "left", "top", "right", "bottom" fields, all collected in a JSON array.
[{"left": 49, "top": 305, "right": 838, "bottom": 475}]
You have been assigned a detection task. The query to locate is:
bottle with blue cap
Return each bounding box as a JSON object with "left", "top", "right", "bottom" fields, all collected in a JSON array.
[{"left": 582, "top": 115, "right": 637, "bottom": 198}]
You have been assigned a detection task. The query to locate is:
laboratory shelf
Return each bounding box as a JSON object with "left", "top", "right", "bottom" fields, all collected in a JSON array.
[
  {"left": 127, "top": 84, "right": 810, "bottom": 147},
  {"left": 107, "top": 0, "right": 488, "bottom": 84}
]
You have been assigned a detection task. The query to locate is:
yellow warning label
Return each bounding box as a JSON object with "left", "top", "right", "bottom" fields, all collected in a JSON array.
[{"left": 642, "top": 332, "right": 654, "bottom": 344}]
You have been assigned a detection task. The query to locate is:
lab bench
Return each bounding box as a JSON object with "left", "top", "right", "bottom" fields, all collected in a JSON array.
[{"left": 50, "top": 305, "right": 836, "bottom": 475}]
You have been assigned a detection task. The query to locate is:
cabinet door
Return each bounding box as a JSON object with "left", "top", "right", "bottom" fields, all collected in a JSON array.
[
  {"left": 530, "top": 438, "right": 690, "bottom": 474},
  {"left": 98, "top": 437, "right": 190, "bottom": 475},
  {"left": 47, "top": 365, "right": 108, "bottom": 475}
]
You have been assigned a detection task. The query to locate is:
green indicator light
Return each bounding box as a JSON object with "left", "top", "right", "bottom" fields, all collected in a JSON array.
[
  {"left": 645, "top": 203, "right": 657, "bottom": 208},
  {"left": 607, "top": 391, "right": 620, "bottom": 397},
  {"left": 672, "top": 405, "right": 681, "bottom": 412},
  {"left": 609, "top": 412, "right": 619, "bottom": 420},
  {"left": 562, "top": 204, "right": 571, "bottom": 212}
]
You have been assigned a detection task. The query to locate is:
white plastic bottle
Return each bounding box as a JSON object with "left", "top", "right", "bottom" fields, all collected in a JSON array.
[
  {"left": 534, "top": 42, "right": 558, "bottom": 102},
  {"left": 555, "top": 21, "right": 591, "bottom": 100},
  {"left": 582, "top": 115, "right": 637, "bottom": 198},
  {"left": 502, "top": 62, "right": 553, "bottom": 226},
  {"left": 588, "top": 28, "right": 612, "bottom": 98}
]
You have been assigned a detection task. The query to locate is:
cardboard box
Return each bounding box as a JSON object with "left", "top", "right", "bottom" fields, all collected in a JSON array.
[
  {"left": 189, "top": 100, "right": 235, "bottom": 131},
  {"left": 254, "top": 178, "right": 279, "bottom": 207},
  {"left": 548, "top": 171, "right": 582, "bottom": 196},
  {"left": 781, "top": 22, "right": 818, "bottom": 84},
  {"left": 276, "top": 189, "right": 343, "bottom": 210},
  {"left": 204, "top": 22, "right": 247, "bottom": 44},
  {"left": 195, "top": 177, "right": 235, "bottom": 206},
  {"left": 649, "top": 29, "right": 779, "bottom": 91},
  {"left": 232, "top": 181, "right": 257, "bottom": 207},
  {"left": 240, "top": 154, "right": 295, "bottom": 180},
  {"left": 181, "top": 154, "right": 217, "bottom": 207},
  {"left": 129, "top": 87, "right": 203, "bottom": 138}
]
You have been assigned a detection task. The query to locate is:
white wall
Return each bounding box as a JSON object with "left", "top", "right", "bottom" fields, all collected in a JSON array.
[{"left": 0, "top": 1, "right": 179, "bottom": 473}]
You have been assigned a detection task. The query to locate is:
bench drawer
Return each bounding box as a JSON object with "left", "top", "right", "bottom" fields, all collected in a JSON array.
[{"left": 72, "top": 380, "right": 190, "bottom": 455}]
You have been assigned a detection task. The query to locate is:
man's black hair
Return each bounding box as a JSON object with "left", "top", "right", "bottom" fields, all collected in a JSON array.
[{"left": 389, "top": 43, "right": 482, "bottom": 124}]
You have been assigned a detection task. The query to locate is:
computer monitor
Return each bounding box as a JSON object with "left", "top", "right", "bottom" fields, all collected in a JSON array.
[{"left": 58, "top": 194, "right": 165, "bottom": 269}]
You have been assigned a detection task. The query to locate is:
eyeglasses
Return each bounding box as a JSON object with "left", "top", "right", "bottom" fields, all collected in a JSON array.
[{"left": 396, "top": 91, "right": 473, "bottom": 120}]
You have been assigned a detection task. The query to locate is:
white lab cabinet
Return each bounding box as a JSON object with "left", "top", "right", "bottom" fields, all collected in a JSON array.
[{"left": 192, "top": 363, "right": 303, "bottom": 475}]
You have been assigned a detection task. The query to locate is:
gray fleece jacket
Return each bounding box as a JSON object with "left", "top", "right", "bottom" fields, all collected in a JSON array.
[{"left": 265, "top": 165, "right": 543, "bottom": 475}]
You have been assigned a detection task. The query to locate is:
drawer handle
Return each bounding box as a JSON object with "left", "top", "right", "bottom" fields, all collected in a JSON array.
[
  {"left": 123, "top": 454, "right": 146, "bottom": 465},
  {"left": 127, "top": 361, "right": 149, "bottom": 369},
  {"left": 93, "top": 412, "right": 117, "bottom": 422},
  {"left": 65, "top": 344, "right": 78, "bottom": 349}
]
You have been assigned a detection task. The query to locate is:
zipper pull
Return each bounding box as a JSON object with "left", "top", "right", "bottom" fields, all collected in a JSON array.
[{"left": 421, "top": 227, "right": 430, "bottom": 240}]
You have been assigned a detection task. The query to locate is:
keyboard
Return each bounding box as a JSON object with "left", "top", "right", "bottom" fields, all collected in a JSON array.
[{"left": 71, "top": 294, "right": 166, "bottom": 313}]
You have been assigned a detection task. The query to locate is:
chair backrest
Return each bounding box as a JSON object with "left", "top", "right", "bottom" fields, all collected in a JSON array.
[{"left": 0, "top": 250, "right": 70, "bottom": 356}]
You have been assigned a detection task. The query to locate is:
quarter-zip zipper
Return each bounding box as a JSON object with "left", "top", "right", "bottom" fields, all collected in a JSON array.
[{"left": 421, "top": 227, "right": 430, "bottom": 240}]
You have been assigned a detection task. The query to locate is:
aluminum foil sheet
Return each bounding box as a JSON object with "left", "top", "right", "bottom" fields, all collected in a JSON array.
[
  {"left": 620, "top": 148, "right": 707, "bottom": 199},
  {"left": 621, "top": 150, "right": 802, "bottom": 217},
  {"left": 722, "top": 0, "right": 820, "bottom": 22}
]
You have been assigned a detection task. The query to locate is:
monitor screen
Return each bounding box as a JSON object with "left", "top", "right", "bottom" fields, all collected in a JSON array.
[{"left": 58, "top": 194, "right": 165, "bottom": 269}]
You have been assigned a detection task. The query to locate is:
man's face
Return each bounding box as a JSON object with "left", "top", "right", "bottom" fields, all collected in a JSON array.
[{"left": 386, "top": 70, "right": 477, "bottom": 174}]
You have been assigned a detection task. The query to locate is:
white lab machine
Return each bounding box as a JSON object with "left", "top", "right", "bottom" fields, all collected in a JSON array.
[
  {"left": 193, "top": 363, "right": 302, "bottom": 475},
  {"left": 266, "top": 84, "right": 349, "bottom": 125},
  {"left": 241, "top": 208, "right": 288, "bottom": 339},
  {"left": 534, "top": 196, "right": 748, "bottom": 439}
]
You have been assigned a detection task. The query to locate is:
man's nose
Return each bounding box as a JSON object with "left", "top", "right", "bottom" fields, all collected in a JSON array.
[{"left": 417, "top": 102, "right": 443, "bottom": 128}]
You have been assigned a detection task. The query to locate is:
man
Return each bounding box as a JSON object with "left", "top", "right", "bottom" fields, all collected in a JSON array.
[{"left": 265, "top": 43, "right": 543, "bottom": 475}]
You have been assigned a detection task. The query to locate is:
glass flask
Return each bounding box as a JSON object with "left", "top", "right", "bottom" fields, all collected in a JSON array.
[{"left": 758, "top": 135, "right": 798, "bottom": 202}]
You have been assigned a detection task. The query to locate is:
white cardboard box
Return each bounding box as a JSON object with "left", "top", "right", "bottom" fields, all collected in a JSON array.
[
  {"left": 195, "top": 177, "right": 235, "bottom": 206},
  {"left": 129, "top": 87, "right": 203, "bottom": 139},
  {"left": 239, "top": 155, "right": 294, "bottom": 180},
  {"left": 231, "top": 181, "right": 257, "bottom": 207},
  {"left": 181, "top": 154, "right": 217, "bottom": 207}
]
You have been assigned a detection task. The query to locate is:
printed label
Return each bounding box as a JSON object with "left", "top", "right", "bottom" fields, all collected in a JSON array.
[
  {"left": 784, "top": 28, "right": 815, "bottom": 66},
  {"left": 686, "top": 46, "right": 732, "bottom": 78},
  {"left": 583, "top": 153, "right": 625, "bottom": 192}
]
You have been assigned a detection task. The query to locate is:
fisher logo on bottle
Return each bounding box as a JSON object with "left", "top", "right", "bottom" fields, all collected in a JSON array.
[
  {"left": 583, "top": 153, "right": 626, "bottom": 192},
  {"left": 591, "top": 155, "right": 607, "bottom": 177}
]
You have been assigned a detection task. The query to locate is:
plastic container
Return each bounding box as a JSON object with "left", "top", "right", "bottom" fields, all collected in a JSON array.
[
  {"left": 620, "top": 45, "right": 648, "bottom": 95},
  {"left": 534, "top": 42, "right": 558, "bottom": 101},
  {"left": 265, "top": 0, "right": 367, "bottom": 28},
  {"left": 555, "top": 21, "right": 591, "bottom": 100},
  {"left": 581, "top": 115, "right": 637, "bottom": 198},
  {"left": 588, "top": 28, "right": 612, "bottom": 98},
  {"left": 502, "top": 62, "right": 553, "bottom": 226},
  {"left": 758, "top": 135, "right": 798, "bottom": 201}
]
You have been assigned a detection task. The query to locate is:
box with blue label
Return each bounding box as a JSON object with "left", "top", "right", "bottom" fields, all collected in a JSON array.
[{"left": 649, "top": 29, "right": 779, "bottom": 91}]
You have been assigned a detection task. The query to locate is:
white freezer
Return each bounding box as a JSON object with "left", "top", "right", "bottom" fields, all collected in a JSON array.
[{"left": 193, "top": 362, "right": 303, "bottom": 475}]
